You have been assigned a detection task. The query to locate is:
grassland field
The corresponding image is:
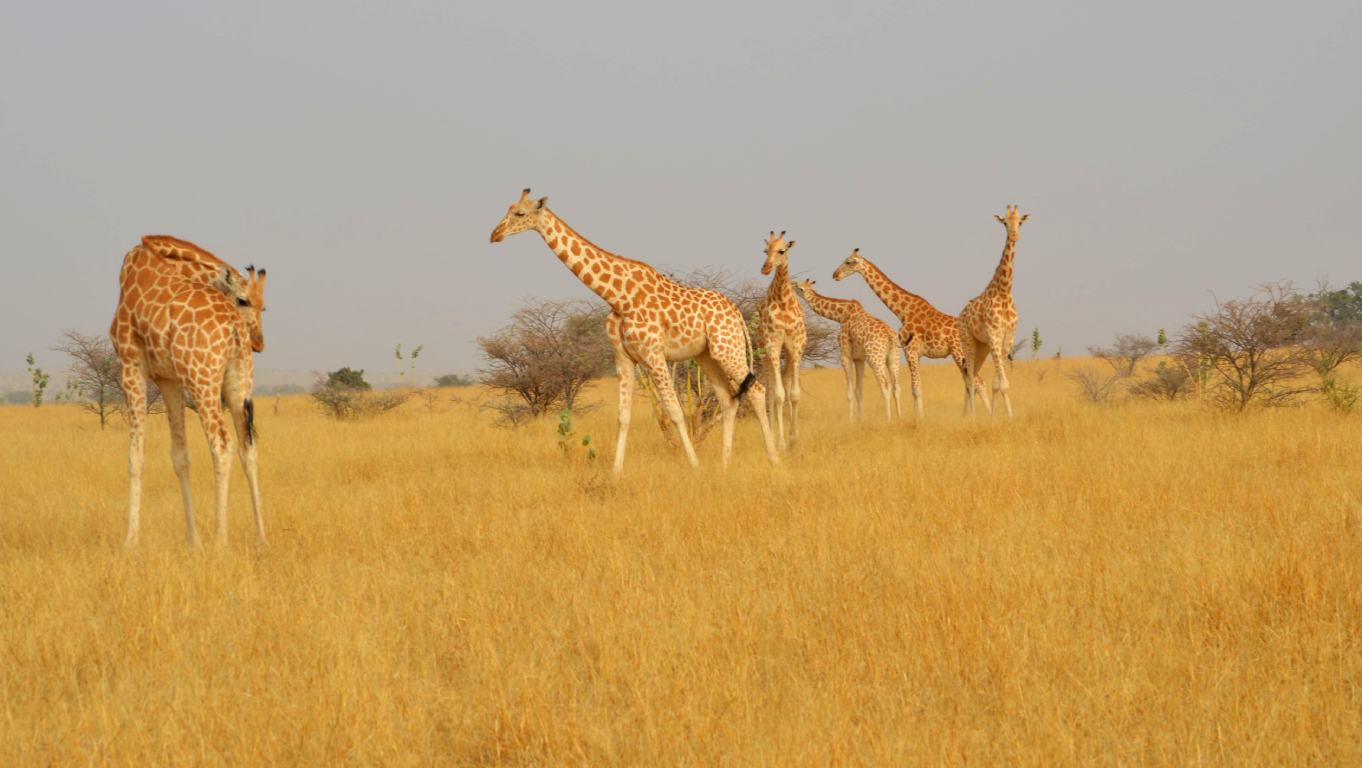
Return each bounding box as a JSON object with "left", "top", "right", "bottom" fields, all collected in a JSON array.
[{"left": 2, "top": 358, "right": 1360, "bottom": 765}]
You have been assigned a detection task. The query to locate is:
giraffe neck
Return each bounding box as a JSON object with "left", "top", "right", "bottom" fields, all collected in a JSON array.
[
  {"left": 986, "top": 233, "right": 1017, "bottom": 298},
  {"left": 535, "top": 209, "right": 650, "bottom": 310},
  {"left": 766, "top": 263, "right": 794, "bottom": 308},
  {"left": 857, "top": 257, "right": 927, "bottom": 323},
  {"left": 802, "top": 288, "right": 860, "bottom": 323}
]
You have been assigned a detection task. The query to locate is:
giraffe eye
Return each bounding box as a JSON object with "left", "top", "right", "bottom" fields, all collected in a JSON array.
[
  {"left": 778, "top": 250, "right": 786, "bottom": 255},
  {"left": 514, "top": 211, "right": 526, "bottom": 217}
]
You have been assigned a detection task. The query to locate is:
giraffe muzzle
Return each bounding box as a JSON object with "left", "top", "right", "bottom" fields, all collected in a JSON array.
[{"left": 490, "top": 226, "right": 506, "bottom": 243}]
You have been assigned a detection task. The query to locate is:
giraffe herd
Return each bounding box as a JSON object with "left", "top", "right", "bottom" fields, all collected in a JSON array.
[{"left": 110, "top": 188, "right": 1029, "bottom": 547}]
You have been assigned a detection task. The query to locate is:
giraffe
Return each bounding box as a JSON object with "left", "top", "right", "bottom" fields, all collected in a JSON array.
[
  {"left": 795, "top": 279, "right": 901, "bottom": 420},
  {"left": 110, "top": 237, "right": 267, "bottom": 548},
  {"left": 959, "top": 205, "right": 1029, "bottom": 418},
  {"left": 755, "top": 231, "right": 806, "bottom": 450},
  {"left": 832, "top": 248, "right": 988, "bottom": 417},
  {"left": 489, "top": 189, "right": 779, "bottom": 472}
]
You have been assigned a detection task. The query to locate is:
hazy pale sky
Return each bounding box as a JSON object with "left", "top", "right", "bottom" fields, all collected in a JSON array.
[{"left": 3, "top": 0, "right": 1360, "bottom": 379}]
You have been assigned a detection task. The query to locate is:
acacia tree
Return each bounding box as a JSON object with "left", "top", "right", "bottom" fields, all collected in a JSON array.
[
  {"left": 55, "top": 330, "right": 163, "bottom": 425},
  {"left": 1089, "top": 333, "right": 1157, "bottom": 377},
  {"left": 1176, "top": 282, "right": 1314, "bottom": 411},
  {"left": 477, "top": 299, "right": 613, "bottom": 423}
]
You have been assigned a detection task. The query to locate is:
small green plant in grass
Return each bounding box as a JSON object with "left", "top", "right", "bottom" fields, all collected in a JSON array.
[
  {"left": 1321, "top": 375, "right": 1358, "bottom": 413},
  {"left": 556, "top": 408, "right": 596, "bottom": 461},
  {"left": 26, "top": 353, "right": 50, "bottom": 408}
]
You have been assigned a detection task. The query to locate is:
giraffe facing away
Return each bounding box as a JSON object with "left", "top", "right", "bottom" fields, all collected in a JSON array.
[
  {"left": 959, "top": 206, "right": 1029, "bottom": 418},
  {"left": 489, "top": 189, "right": 779, "bottom": 472},
  {"left": 110, "top": 236, "right": 267, "bottom": 548},
  {"left": 832, "top": 248, "right": 988, "bottom": 417},
  {"left": 755, "top": 231, "right": 806, "bottom": 450},
  {"left": 795, "top": 279, "right": 901, "bottom": 420}
]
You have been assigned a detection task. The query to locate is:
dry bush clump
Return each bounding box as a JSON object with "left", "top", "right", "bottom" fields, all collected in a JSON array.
[
  {"left": 476, "top": 299, "right": 612, "bottom": 424},
  {"left": 311, "top": 367, "right": 410, "bottom": 419}
]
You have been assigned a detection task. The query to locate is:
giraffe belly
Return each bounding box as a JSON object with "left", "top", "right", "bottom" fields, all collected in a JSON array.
[{"left": 662, "top": 332, "right": 706, "bottom": 362}]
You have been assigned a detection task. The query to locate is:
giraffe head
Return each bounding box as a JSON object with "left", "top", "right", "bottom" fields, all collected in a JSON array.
[
  {"left": 995, "top": 205, "right": 1030, "bottom": 238},
  {"left": 761, "top": 231, "right": 795, "bottom": 276},
  {"left": 832, "top": 248, "right": 867, "bottom": 281},
  {"left": 794, "top": 278, "right": 816, "bottom": 300},
  {"left": 239, "top": 265, "right": 268, "bottom": 352},
  {"left": 489, "top": 188, "right": 549, "bottom": 243}
]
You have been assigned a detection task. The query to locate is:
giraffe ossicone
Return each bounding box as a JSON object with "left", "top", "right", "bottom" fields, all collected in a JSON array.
[{"left": 489, "top": 189, "right": 780, "bottom": 472}]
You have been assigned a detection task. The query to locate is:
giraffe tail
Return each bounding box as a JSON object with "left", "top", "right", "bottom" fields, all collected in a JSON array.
[{"left": 735, "top": 317, "right": 759, "bottom": 400}]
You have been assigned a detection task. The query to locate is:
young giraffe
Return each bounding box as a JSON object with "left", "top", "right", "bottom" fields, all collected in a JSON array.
[
  {"left": 110, "top": 237, "right": 267, "bottom": 548},
  {"left": 959, "top": 205, "right": 1029, "bottom": 418},
  {"left": 795, "top": 279, "right": 901, "bottom": 420},
  {"left": 489, "top": 189, "right": 779, "bottom": 472},
  {"left": 832, "top": 248, "right": 988, "bottom": 417},
  {"left": 755, "top": 231, "right": 806, "bottom": 449}
]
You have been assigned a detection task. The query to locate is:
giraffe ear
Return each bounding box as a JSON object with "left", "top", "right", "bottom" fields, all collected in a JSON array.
[
  {"left": 787, "top": 239, "right": 796, "bottom": 249},
  {"left": 536, "top": 196, "right": 548, "bottom": 210},
  {"left": 995, "top": 215, "right": 1006, "bottom": 224},
  {"left": 1020, "top": 214, "right": 1030, "bottom": 224}
]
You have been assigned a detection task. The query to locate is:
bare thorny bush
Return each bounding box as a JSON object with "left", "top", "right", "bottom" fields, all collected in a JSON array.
[
  {"left": 56, "top": 330, "right": 163, "bottom": 427},
  {"left": 1071, "top": 281, "right": 1361, "bottom": 411},
  {"left": 477, "top": 300, "right": 613, "bottom": 425}
]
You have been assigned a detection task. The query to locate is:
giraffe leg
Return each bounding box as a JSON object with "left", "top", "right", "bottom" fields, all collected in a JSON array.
[
  {"left": 842, "top": 350, "right": 856, "bottom": 420},
  {"left": 696, "top": 353, "right": 738, "bottom": 469},
  {"left": 223, "top": 362, "right": 265, "bottom": 549},
  {"left": 643, "top": 354, "right": 698, "bottom": 468},
  {"left": 708, "top": 341, "right": 779, "bottom": 466},
  {"left": 989, "top": 335, "right": 1014, "bottom": 418},
  {"left": 192, "top": 381, "right": 235, "bottom": 547},
  {"left": 870, "top": 356, "right": 893, "bottom": 420},
  {"left": 963, "top": 339, "right": 987, "bottom": 417},
  {"left": 888, "top": 347, "right": 903, "bottom": 418},
  {"left": 854, "top": 359, "right": 866, "bottom": 420},
  {"left": 906, "top": 351, "right": 924, "bottom": 419},
  {"left": 785, "top": 349, "right": 802, "bottom": 445},
  {"left": 159, "top": 381, "right": 201, "bottom": 548},
  {"left": 767, "top": 337, "right": 787, "bottom": 450},
  {"left": 120, "top": 360, "right": 148, "bottom": 549},
  {"left": 606, "top": 315, "right": 635, "bottom": 474}
]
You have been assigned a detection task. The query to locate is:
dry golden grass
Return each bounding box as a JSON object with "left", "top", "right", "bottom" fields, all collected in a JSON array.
[{"left": 2, "top": 360, "right": 1361, "bottom": 765}]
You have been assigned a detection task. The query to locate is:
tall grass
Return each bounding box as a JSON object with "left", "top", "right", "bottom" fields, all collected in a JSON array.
[{"left": 2, "top": 360, "right": 1359, "bottom": 765}]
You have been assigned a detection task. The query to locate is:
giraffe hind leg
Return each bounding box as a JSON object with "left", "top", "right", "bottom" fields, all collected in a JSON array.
[
  {"left": 160, "top": 381, "right": 201, "bottom": 548},
  {"left": 120, "top": 358, "right": 148, "bottom": 549}
]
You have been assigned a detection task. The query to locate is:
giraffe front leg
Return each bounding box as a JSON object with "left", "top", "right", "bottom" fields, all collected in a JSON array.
[
  {"left": 785, "top": 349, "right": 802, "bottom": 445},
  {"left": 854, "top": 359, "right": 866, "bottom": 419},
  {"left": 888, "top": 350, "right": 903, "bottom": 418},
  {"left": 842, "top": 352, "right": 856, "bottom": 420},
  {"left": 767, "top": 340, "right": 787, "bottom": 450},
  {"left": 743, "top": 379, "right": 781, "bottom": 466},
  {"left": 120, "top": 362, "right": 148, "bottom": 549},
  {"left": 160, "top": 382, "right": 201, "bottom": 548},
  {"left": 613, "top": 355, "right": 636, "bottom": 475},
  {"left": 990, "top": 336, "right": 1014, "bottom": 419}
]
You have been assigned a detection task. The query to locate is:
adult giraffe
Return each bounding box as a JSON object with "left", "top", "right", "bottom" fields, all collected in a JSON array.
[
  {"left": 755, "top": 231, "right": 806, "bottom": 449},
  {"left": 110, "top": 236, "right": 267, "bottom": 548},
  {"left": 959, "top": 206, "right": 1030, "bottom": 417},
  {"left": 489, "top": 189, "right": 779, "bottom": 472}
]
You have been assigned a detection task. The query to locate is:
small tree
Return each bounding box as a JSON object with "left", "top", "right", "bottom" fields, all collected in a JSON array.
[
  {"left": 1176, "top": 282, "right": 1313, "bottom": 411},
  {"left": 25, "top": 353, "right": 50, "bottom": 408},
  {"left": 1089, "top": 333, "right": 1157, "bottom": 377},
  {"left": 477, "top": 299, "right": 613, "bottom": 424},
  {"left": 55, "top": 331, "right": 121, "bottom": 428},
  {"left": 1129, "top": 360, "right": 1192, "bottom": 401},
  {"left": 433, "top": 373, "right": 472, "bottom": 388},
  {"left": 1030, "top": 327, "right": 1042, "bottom": 359},
  {"left": 1067, "top": 366, "right": 1123, "bottom": 404},
  {"left": 326, "top": 367, "right": 370, "bottom": 390}
]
